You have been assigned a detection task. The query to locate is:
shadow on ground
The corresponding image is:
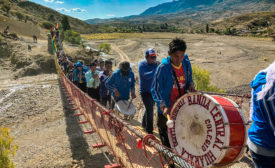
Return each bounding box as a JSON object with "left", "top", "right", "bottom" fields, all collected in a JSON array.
[{"left": 58, "top": 79, "right": 110, "bottom": 168}]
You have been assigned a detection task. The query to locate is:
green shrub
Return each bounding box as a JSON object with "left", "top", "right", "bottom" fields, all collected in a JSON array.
[
  {"left": 223, "top": 28, "right": 231, "bottom": 35},
  {"left": 0, "top": 128, "right": 18, "bottom": 168},
  {"left": 15, "top": 12, "right": 24, "bottom": 21},
  {"left": 40, "top": 21, "right": 54, "bottom": 29},
  {"left": 192, "top": 65, "right": 224, "bottom": 93},
  {"left": 209, "top": 28, "right": 215, "bottom": 33},
  {"left": 64, "top": 30, "right": 81, "bottom": 44},
  {"left": 98, "top": 43, "right": 111, "bottom": 54}
]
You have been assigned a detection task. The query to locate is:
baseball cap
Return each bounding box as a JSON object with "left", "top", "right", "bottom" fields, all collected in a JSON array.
[{"left": 145, "top": 48, "right": 157, "bottom": 57}]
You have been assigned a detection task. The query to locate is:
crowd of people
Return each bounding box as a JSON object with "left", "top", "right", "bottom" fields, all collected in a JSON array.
[{"left": 55, "top": 35, "right": 275, "bottom": 168}]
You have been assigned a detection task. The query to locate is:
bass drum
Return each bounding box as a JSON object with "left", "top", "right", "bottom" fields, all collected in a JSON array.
[{"left": 168, "top": 93, "right": 247, "bottom": 167}]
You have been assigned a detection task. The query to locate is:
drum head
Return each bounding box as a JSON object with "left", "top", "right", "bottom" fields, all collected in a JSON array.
[
  {"left": 115, "top": 100, "right": 136, "bottom": 116},
  {"left": 168, "top": 93, "right": 231, "bottom": 167}
]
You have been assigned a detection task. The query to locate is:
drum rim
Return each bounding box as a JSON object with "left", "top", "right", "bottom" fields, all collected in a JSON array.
[
  {"left": 221, "top": 96, "right": 248, "bottom": 164},
  {"left": 115, "top": 100, "right": 136, "bottom": 116},
  {"left": 168, "top": 92, "right": 231, "bottom": 167}
]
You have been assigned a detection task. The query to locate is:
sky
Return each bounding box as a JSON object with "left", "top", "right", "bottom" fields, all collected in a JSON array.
[{"left": 28, "top": 0, "right": 171, "bottom": 20}]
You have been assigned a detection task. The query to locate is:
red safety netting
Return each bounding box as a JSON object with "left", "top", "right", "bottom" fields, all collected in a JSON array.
[
  {"left": 52, "top": 33, "right": 252, "bottom": 168},
  {"left": 54, "top": 56, "right": 201, "bottom": 168}
]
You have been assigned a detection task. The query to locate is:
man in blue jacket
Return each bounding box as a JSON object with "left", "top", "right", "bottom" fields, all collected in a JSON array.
[
  {"left": 138, "top": 48, "right": 159, "bottom": 134},
  {"left": 105, "top": 61, "right": 136, "bottom": 109},
  {"left": 248, "top": 61, "right": 275, "bottom": 168},
  {"left": 151, "top": 38, "right": 195, "bottom": 151}
]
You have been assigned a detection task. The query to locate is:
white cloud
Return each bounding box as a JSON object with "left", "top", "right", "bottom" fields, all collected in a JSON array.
[
  {"left": 56, "top": 8, "right": 87, "bottom": 13},
  {"left": 106, "top": 14, "right": 115, "bottom": 17},
  {"left": 44, "top": 0, "right": 54, "bottom": 3},
  {"left": 55, "top": 1, "right": 64, "bottom": 4},
  {"left": 71, "top": 8, "right": 87, "bottom": 13},
  {"left": 56, "top": 8, "right": 70, "bottom": 12}
]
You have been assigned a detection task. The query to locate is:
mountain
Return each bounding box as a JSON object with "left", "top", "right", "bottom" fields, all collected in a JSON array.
[
  {"left": 141, "top": 0, "right": 217, "bottom": 15},
  {"left": 141, "top": 0, "right": 275, "bottom": 16},
  {"left": 85, "top": 0, "right": 275, "bottom": 28}
]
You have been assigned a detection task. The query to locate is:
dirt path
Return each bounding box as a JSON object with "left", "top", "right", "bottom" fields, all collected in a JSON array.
[{"left": 111, "top": 41, "right": 134, "bottom": 62}]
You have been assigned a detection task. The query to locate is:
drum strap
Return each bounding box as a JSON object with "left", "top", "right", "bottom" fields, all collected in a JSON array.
[{"left": 172, "top": 69, "right": 182, "bottom": 97}]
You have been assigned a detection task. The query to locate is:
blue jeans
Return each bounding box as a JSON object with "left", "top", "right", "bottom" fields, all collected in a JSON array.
[
  {"left": 250, "top": 149, "right": 275, "bottom": 168},
  {"left": 141, "top": 92, "right": 154, "bottom": 134}
]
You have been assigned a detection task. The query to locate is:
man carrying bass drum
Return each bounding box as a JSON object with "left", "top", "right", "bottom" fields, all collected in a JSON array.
[{"left": 151, "top": 38, "right": 196, "bottom": 167}]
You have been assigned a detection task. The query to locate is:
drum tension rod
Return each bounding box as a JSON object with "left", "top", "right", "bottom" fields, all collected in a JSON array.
[
  {"left": 222, "top": 145, "right": 248, "bottom": 149},
  {"left": 224, "top": 120, "right": 252, "bottom": 125}
]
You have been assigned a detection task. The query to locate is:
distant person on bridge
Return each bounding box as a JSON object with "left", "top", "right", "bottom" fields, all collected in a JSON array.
[
  {"left": 73, "top": 61, "right": 87, "bottom": 92},
  {"left": 85, "top": 62, "right": 100, "bottom": 101},
  {"left": 138, "top": 48, "right": 159, "bottom": 134},
  {"left": 99, "top": 60, "right": 113, "bottom": 108},
  {"left": 105, "top": 61, "right": 136, "bottom": 109},
  {"left": 248, "top": 61, "right": 275, "bottom": 168},
  {"left": 151, "top": 38, "right": 195, "bottom": 154}
]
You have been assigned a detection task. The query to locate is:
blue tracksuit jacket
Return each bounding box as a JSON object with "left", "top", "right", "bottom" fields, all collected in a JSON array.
[
  {"left": 248, "top": 71, "right": 275, "bottom": 150},
  {"left": 151, "top": 54, "right": 193, "bottom": 114},
  {"left": 138, "top": 60, "right": 159, "bottom": 93},
  {"left": 73, "top": 61, "right": 87, "bottom": 83},
  {"left": 105, "top": 68, "right": 136, "bottom": 101}
]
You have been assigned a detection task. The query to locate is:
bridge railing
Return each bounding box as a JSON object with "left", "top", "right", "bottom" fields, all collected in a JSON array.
[{"left": 54, "top": 54, "right": 200, "bottom": 168}]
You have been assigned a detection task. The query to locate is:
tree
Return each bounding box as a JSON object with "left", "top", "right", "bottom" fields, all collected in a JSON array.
[
  {"left": 61, "top": 16, "right": 70, "bottom": 31},
  {"left": 48, "top": 14, "right": 55, "bottom": 22},
  {"left": 206, "top": 24, "right": 209, "bottom": 33}
]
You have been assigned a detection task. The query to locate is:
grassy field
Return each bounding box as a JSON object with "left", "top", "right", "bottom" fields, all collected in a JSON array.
[
  {"left": 82, "top": 32, "right": 188, "bottom": 40},
  {"left": 82, "top": 32, "right": 274, "bottom": 41}
]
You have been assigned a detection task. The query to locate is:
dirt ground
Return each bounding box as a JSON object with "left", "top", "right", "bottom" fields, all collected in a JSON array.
[
  {"left": 0, "top": 37, "right": 111, "bottom": 168},
  {"left": 0, "top": 33, "right": 274, "bottom": 168},
  {"left": 85, "top": 33, "right": 275, "bottom": 93}
]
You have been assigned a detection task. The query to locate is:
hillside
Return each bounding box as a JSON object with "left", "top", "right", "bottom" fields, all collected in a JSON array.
[
  {"left": 0, "top": 0, "right": 94, "bottom": 36},
  {"left": 86, "top": 0, "right": 275, "bottom": 30},
  {"left": 141, "top": 0, "right": 275, "bottom": 16},
  {"left": 196, "top": 11, "right": 275, "bottom": 36}
]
